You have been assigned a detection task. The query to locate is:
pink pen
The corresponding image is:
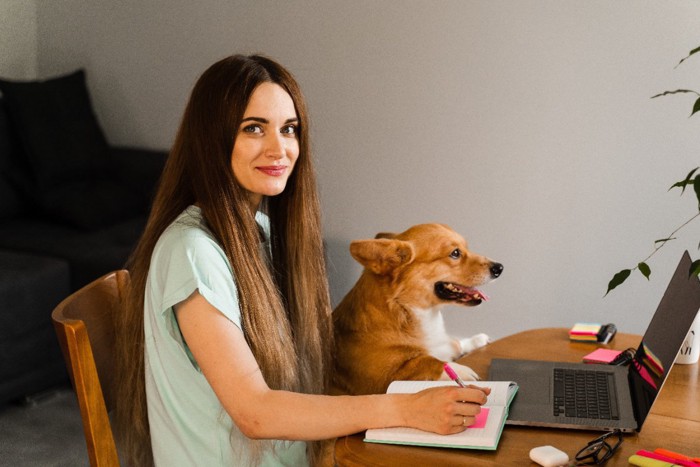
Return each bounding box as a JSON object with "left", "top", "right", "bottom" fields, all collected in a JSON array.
[
  {"left": 443, "top": 363, "right": 467, "bottom": 388},
  {"left": 637, "top": 450, "right": 699, "bottom": 467}
]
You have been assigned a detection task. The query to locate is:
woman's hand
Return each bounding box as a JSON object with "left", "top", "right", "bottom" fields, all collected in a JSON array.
[{"left": 404, "top": 385, "right": 491, "bottom": 435}]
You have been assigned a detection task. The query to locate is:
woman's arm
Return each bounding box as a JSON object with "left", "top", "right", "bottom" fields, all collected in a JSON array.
[{"left": 175, "top": 290, "right": 488, "bottom": 441}]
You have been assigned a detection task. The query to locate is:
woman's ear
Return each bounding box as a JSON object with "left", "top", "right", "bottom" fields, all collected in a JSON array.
[{"left": 349, "top": 238, "right": 414, "bottom": 275}]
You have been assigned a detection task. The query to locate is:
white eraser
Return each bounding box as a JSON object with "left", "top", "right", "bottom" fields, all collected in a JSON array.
[{"left": 529, "top": 445, "right": 570, "bottom": 467}]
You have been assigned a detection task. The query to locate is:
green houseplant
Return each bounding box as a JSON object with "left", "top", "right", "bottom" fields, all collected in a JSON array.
[{"left": 606, "top": 46, "right": 700, "bottom": 295}]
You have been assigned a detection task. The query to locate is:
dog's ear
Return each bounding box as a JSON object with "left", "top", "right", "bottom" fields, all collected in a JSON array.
[
  {"left": 350, "top": 239, "right": 414, "bottom": 275},
  {"left": 374, "top": 232, "right": 397, "bottom": 240}
]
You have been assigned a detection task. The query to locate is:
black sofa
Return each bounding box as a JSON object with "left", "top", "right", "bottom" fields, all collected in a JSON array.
[{"left": 0, "top": 70, "right": 166, "bottom": 405}]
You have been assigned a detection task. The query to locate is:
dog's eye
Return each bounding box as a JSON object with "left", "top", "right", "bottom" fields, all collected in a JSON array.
[{"left": 450, "top": 249, "right": 461, "bottom": 259}]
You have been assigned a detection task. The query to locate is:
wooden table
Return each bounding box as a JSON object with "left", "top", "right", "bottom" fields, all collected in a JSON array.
[{"left": 335, "top": 328, "right": 700, "bottom": 466}]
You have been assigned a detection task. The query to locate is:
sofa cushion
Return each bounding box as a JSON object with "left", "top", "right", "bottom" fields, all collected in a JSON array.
[
  {"left": 0, "top": 71, "right": 146, "bottom": 230},
  {"left": 111, "top": 146, "right": 167, "bottom": 206},
  {"left": 0, "top": 70, "right": 111, "bottom": 190},
  {"left": 0, "top": 323, "right": 69, "bottom": 404},
  {"left": 0, "top": 250, "right": 70, "bottom": 339},
  {"left": 0, "top": 217, "right": 145, "bottom": 290},
  {"left": 0, "top": 100, "right": 26, "bottom": 219},
  {"left": 37, "top": 179, "right": 145, "bottom": 231},
  {"left": 0, "top": 250, "right": 70, "bottom": 403}
]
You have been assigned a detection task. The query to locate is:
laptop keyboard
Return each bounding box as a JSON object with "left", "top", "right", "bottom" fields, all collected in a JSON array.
[{"left": 553, "top": 368, "right": 619, "bottom": 420}]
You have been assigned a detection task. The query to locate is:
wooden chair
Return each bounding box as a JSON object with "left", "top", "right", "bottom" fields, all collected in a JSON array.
[{"left": 52, "top": 270, "right": 130, "bottom": 467}]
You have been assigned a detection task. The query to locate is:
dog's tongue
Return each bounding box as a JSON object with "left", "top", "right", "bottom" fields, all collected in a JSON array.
[{"left": 455, "top": 285, "right": 489, "bottom": 302}]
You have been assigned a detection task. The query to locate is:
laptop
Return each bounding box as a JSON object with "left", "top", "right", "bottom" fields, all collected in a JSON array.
[{"left": 489, "top": 250, "right": 700, "bottom": 432}]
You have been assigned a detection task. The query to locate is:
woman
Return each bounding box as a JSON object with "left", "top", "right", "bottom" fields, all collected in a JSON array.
[{"left": 115, "top": 54, "right": 488, "bottom": 466}]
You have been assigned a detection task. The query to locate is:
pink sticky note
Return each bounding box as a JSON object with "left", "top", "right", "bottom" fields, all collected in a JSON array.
[
  {"left": 583, "top": 348, "right": 621, "bottom": 364},
  {"left": 468, "top": 407, "right": 490, "bottom": 429}
]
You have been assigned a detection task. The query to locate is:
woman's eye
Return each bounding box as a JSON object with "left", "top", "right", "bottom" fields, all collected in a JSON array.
[
  {"left": 281, "top": 124, "right": 297, "bottom": 136},
  {"left": 242, "top": 124, "right": 263, "bottom": 134},
  {"left": 450, "top": 249, "right": 461, "bottom": 259}
]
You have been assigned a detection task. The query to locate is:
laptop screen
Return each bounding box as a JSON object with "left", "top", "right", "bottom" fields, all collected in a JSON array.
[{"left": 628, "top": 250, "right": 700, "bottom": 429}]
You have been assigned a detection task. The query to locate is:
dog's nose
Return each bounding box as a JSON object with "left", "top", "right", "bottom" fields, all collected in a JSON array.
[{"left": 490, "top": 262, "right": 504, "bottom": 278}]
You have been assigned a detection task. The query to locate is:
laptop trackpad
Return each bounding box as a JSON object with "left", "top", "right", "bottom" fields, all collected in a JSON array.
[{"left": 489, "top": 359, "right": 552, "bottom": 417}]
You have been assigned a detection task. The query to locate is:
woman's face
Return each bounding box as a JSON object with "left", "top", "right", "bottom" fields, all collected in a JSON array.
[{"left": 231, "top": 82, "right": 300, "bottom": 209}]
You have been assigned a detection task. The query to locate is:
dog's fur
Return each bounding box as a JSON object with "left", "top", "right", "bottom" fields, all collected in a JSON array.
[{"left": 331, "top": 223, "right": 502, "bottom": 396}]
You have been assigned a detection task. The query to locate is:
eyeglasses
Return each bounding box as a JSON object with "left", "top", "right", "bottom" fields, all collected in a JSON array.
[{"left": 574, "top": 430, "right": 623, "bottom": 465}]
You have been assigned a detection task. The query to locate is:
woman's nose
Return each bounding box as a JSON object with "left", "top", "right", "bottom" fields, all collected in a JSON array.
[{"left": 264, "top": 134, "right": 286, "bottom": 158}]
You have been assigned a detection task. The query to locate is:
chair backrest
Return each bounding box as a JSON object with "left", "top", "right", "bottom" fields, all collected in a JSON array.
[{"left": 52, "top": 270, "right": 130, "bottom": 467}]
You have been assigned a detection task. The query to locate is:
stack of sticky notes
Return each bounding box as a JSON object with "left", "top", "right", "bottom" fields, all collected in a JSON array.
[
  {"left": 569, "top": 323, "right": 617, "bottom": 343},
  {"left": 569, "top": 323, "right": 602, "bottom": 342}
]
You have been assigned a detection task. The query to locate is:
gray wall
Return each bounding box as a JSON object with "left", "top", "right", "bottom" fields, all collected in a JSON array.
[
  {"left": 5, "top": 1, "right": 700, "bottom": 339},
  {"left": 0, "top": 1, "right": 37, "bottom": 79}
]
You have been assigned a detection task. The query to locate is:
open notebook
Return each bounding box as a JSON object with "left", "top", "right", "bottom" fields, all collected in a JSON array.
[{"left": 364, "top": 380, "right": 518, "bottom": 450}]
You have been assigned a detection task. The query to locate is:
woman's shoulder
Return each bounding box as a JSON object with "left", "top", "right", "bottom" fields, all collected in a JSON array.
[
  {"left": 155, "top": 206, "right": 223, "bottom": 258},
  {"left": 154, "top": 205, "right": 269, "bottom": 258},
  {"left": 148, "top": 206, "right": 237, "bottom": 304}
]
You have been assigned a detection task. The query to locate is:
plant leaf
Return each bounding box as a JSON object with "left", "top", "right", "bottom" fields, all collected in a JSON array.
[
  {"left": 669, "top": 167, "right": 699, "bottom": 194},
  {"left": 670, "top": 180, "right": 694, "bottom": 192},
  {"left": 695, "top": 175, "right": 700, "bottom": 210},
  {"left": 651, "top": 89, "right": 698, "bottom": 99},
  {"left": 606, "top": 269, "right": 631, "bottom": 296},
  {"left": 692, "top": 97, "right": 700, "bottom": 117},
  {"left": 638, "top": 262, "right": 651, "bottom": 280},
  {"left": 690, "top": 260, "right": 700, "bottom": 278},
  {"left": 676, "top": 46, "right": 700, "bottom": 68}
]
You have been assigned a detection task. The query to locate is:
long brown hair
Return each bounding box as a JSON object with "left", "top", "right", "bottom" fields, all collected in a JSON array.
[{"left": 115, "top": 54, "right": 332, "bottom": 466}]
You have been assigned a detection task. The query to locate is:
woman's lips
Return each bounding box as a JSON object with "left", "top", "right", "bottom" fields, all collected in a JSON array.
[{"left": 256, "top": 166, "right": 287, "bottom": 176}]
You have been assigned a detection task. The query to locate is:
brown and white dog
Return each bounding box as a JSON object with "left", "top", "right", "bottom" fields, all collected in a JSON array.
[{"left": 331, "top": 223, "right": 503, "bottom": 396}]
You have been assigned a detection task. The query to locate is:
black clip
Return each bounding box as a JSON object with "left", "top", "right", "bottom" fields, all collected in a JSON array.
[
  {"left": 610, "top": 348, "right": 635, "bottom": 366},
  {"left": 597, "top": 323, "right": 617, "bottom": 344}
]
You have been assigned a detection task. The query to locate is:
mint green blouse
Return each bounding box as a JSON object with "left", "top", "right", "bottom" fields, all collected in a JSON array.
[{"left": 144, "top": 205, "right": 307, "bottom": 466}]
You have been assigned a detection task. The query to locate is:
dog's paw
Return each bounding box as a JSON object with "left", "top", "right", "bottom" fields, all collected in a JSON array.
[
  {"left": 444, "top": 362, "right": 480, "bottom": 381},
  {"left": 459, "top": 333, "right": 491, "bottom": 355}
]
